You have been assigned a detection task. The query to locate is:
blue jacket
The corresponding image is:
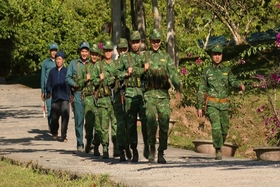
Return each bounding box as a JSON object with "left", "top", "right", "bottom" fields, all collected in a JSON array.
[{"left": 46, "top": 66, "right": 70, "bottom": 103}]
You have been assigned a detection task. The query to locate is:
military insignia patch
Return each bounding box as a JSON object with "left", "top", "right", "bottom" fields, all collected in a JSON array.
[
  {"left": 223, "top": 73, "right": 228, "bottom": 76},
  {"left": 160, "top": 59, "right": 165, "bottom": 62}
]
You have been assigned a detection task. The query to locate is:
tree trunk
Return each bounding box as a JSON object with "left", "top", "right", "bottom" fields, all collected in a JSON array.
[
  {"left": 130, "top": 0, "right": 137, "bottom": 30},
  {"left": 152, "top": 0, "right": 161, "bottom": 29},
  {"left": 166, "top": 0, "right": 178, "bottom": 66},
  {"left": 111, "top": 0, "right": 121, "bottom": 45},
  {"left": 136, "top": 0, "right": 147, "bottom": 50}
]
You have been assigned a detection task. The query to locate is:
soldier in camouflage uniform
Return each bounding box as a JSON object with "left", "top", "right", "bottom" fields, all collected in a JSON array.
[
  {"left": 91, "top": 40, "right": 118, "bottom": 159},
  {"left": 65, "top": 41, "right": 90, "bottom": 152},
  {"left": 76, "top": 44, "right": 101, "bottom": 154},
  {"left": 116, "top": 32, "right": 149, "bottom": 162},
  {"left": 197, "top": 44, "right": 245, "bottom": 160},
  {"left": 143, "top": 29, "right": 181, "bottom": 164}
]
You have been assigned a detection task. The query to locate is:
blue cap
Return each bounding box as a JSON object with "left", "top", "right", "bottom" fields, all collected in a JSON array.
[
  {"left": 49, "top": 43, "right": 58, "bottom": 50},
  {"left": 55, "top": 51, "right": 66, "bottom": 59},
  {"left": 79, "top": 41, "right": 90, "bottom": 50}
]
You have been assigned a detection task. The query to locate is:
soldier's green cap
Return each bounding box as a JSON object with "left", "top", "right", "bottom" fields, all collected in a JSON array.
[
  {"left": 211, "top": 44, "right": 223, "bottom": 53},
  {"left": 130, "top": 30, "right": 141, "bottom": 41},
  {"left": 103, "top": 40, "right": 114, "bottom": 50},
  {"left": 49, "top": 43, "right": 58, "bottom": 50},
  {"left": 149, "top": 29, "right": 161, "bottom": 40},
  {"left": 79, "top": 41, "right": 90, "bottom": 50},
  {"left": 117, "top": 38, "right": 128, "bottom": 48},
  {"left": 90, "top": 44, "right": 100, "bottom": 54}
]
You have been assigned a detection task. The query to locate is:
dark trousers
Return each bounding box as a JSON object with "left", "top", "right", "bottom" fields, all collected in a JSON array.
[{"left": 50, "top": 100, "right": 69, "bottom": 140}]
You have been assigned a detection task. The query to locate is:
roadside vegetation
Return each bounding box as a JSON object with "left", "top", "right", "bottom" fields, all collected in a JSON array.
[{"left": 0, "top": 157, "right": 124, "bottom": 187}]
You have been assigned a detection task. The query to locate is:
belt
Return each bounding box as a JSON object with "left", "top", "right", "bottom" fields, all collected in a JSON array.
[{"left": 208, "top": 96, "right": 227, "bottom": 103}]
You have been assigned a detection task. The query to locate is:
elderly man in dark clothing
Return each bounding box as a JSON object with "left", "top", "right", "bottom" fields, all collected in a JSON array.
[{"left": 46, "top": 51, "right": 71, "bottom": 142}]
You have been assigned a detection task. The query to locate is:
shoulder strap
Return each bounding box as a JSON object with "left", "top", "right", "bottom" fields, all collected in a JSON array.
[
  {"left": 75, "top": 60, "right": 79, "bottom": 77},
  {"left": 144, "top": 51, "right": 149, "bottom": 63},
  {"left": 85, "top": 63, "right": 89, "bottom": 74},
  {"left": 127, "top": 52, "right": 132, "bottom": 67}
]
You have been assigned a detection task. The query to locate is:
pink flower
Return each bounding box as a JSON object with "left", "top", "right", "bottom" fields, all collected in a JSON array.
[
  {"left": 277, "top": 4, "right": 280, "bottom": 9},
  {"left": 187, "top": 53, "right": 193, "bottom": 58},
  {"left": 276, "top": 33, "right": 280, "bottom": 47},
  {"left": 98, "top": 43, "right": 103, "bottom": 49},
  {"left": 181, "top": 68, "right": 187, "bottom": 75},
  {"left": 195, "top": 57, "right": 202, "bottom": 65}
]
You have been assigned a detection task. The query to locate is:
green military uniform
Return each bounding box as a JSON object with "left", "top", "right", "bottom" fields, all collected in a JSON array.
[
  {"left": 197, "top": 45, "right": 242, "bottom": 153},
  {"left": 40, "top": 43, "right": 58, "bottom": 130},
  {"left": 144, "top": 29, "right": 181, "bottom": 163},
  {"left": 65, "top": 41, "right": 90, "bottom": 151},
  {"left": 116, "top": 34, "right": 149, "bottom": 162},
  {"left": 76, "top": 44, "right": 101, "bottom": 154},
  {"left": 91, "top": 40, "right": 118, "bottom": 159}
]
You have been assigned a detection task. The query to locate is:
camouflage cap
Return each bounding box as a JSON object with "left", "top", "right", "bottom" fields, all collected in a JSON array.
[
  {"left": 103, "top": 40, "right": 114, "bottom": 50},
  {"left": 211, "top": 44, "right": 223, "bottom": 53},
  {"left": 130, "top": 30, "right": 141, "bottom": 41},
  {"left": 49, "top": 43, "right": 58, "bottom": 50},
  {"left": 117, "top": 38, "right": 128, "bottom": 48},
  {"left": 79, "top": 41, "right": 90, "bottom": 50},
  {"left": 149, "top": 29, "right": 161, "bottom": 40},
  {"left": 90, "top": 44, "right": 100, "bottom": 54}
]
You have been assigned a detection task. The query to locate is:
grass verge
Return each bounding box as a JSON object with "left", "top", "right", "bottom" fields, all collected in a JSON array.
[{"left": 0, "top": 157, "right": 124, "bottom": 187}]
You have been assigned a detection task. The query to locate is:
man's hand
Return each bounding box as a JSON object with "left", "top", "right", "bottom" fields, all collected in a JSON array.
[
  {"left": 144, "top": 62, "right": 149, "bottom": 72},
  {"left": 46, "top": 94, "right": 51, "bottom": 99},
  {"left": 41, "top": 94, "right": 45, "bottom": 101},
  {"left": 127, "top": 67, "right": 133, "bottom": 76},
  {"left": 197, "top": 109, "right": 203, "bottom": 118},
  {"left": 86, "top": 73, "right": 90, "bottom": 81},
  {"left": 100, "top": 72, "right": 104, "bottom": 80}
]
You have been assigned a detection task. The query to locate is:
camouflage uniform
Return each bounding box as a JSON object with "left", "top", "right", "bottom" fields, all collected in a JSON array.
[
  {"left": 117, "top": 34, "right": 148, "bottom": 162},
  {"left": 144, "top": 29, "right": 181, "bottom": 163},
  {"left": 197, "top": 44, "right": 243, "bottom": 159},
  {"left": 65, "top": 41, "right": 90, "bottom": 151},
  {"left": 76, "top": 44, "right": 101, "bottom": 154},
  {"left": 91, "top": 40, "right": 118, "bottom": 159}
]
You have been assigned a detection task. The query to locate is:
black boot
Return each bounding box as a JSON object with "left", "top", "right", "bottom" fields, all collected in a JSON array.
[
  {"left": 102, "top": 146, "right": 109, "bottom": 159},
  {"left": 93, "top": 145, "right": 100, "bottom": 156},
  {"left": 85, "top": 139, "right": 93, "bottom": 154},
  {"left": 157, "top": 151, "right": 166, "bottom": 164},
  {"left": 148, "top": 145, "right": 156, "bottom": 163},
  {"left": 143, "top": 144, "right": 149, "bottom": 159},
  {"left": 131, "top": 148, "right": 139, "bottom": 162},
  {"left": 119, "top": 149, "right": 126, "bottom": 162},
  {"left": 125, "top": 145, "right": 132, "bottom": 160}
]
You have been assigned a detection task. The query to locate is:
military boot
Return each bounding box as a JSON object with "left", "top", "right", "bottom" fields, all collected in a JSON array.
[
  {"left": 93, "top": 145, "right": 100, "bottom": 156},
  {"left": 148, "top": 145, "right": 156, "bottom": 163},
  {"left": 131, "top": 149, "right": 139, "bottom": 162},
  {"left": 143, "top": 144, "right": 149, "bottom": 159},
  {"left": 125, "top": 145, "right": 132, "bottom": 160},
  {"left": 102, "top": 146, "right": 109, "bottom": 159},
  {"left": 215, "top": 148, "right": 222, "bottom": 160},
  {"left": 157, "top": 151, "right": 166, "bottom": 164},
  {"left": 119, "top": 149, "right": 126, "bottom": 162},
  {"left": 85, "top": 139, "right": 92, "bottom": 154}
]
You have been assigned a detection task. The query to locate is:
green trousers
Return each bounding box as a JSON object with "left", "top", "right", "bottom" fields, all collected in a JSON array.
[{"left": 83, "top": 95, "right": 97, "bottom": 142}]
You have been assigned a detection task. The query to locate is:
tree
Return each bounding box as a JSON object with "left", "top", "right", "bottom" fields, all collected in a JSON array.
[
  {"left": 152, "top": 0, "right": 161, "bottom": 29},
  {"left": 192, "top": 0, "right": 280, "bottom": 45}
]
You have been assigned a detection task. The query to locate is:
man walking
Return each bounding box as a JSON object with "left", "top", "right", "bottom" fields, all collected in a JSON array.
[
  {"left": 40, "top": 43, "right": 58, "bottom": 131},
  {"left": 143, "top": 29, "right": 181, "bottom": 164},
  {"left": 46, "top": 51, "right": 70, "bottom": 142},
  {"left": 197, "top": 44, "right": 245, "bottom": 160},
  {"left": 65, "top": 41, "right": 90, "bottom": 152}
]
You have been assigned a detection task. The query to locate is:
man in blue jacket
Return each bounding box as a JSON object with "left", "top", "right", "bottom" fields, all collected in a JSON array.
[
  {"left": 65, "top": 41, "right": 90, "bottom": 152},
  {"left": 40, "top": 43, "right": 58, "bottom": 131},
  {"left": 46, "top": 51, "right": 70, "bottom": 142}
]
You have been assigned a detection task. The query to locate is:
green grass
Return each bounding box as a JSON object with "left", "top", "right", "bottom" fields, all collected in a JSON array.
[{"left": 0, "top": 157, "right": 124, "bottom": 187}]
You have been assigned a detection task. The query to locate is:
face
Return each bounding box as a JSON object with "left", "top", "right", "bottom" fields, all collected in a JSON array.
[
  {"left": 50, "top": 49, "right": 57, "bottom": 59},
  {"left": 55, "top": 56, "right": 64, "bottom": 68},
  {"left": 130, "top": 40, "right": 141, "bottom": 52},
  {"left": 211, "top": 52, "right": 223, "bottom": 65},
  {"left": 117, "top": 47, "right": 128, "bottom": 55},
  {"left": 103, "top": 49, "right": 113, "bottom": 60},
  {"left": 150, "top": 39, "right": 161, "bottom": 51},
  {"left": 79, "top": 48, "right": 89, "bottom": 61},
  {"left": 90, "top": 52, "right": 99, "bottom": 63}
]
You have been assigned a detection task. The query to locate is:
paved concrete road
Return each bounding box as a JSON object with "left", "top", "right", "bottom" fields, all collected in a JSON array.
[{"left": 1, "top": 84, "right": 280, "bottom": 187}]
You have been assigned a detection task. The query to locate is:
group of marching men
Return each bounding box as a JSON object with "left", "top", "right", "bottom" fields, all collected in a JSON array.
[{"left": 41, "top": 29, "right": 182, "bottom": 164}]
